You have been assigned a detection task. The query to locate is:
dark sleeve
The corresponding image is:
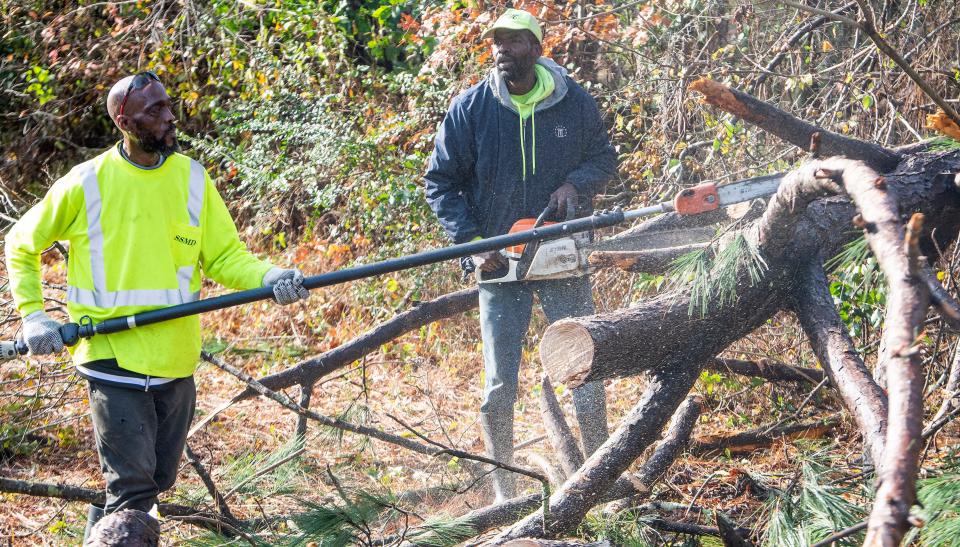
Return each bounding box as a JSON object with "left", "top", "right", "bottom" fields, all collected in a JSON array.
[
  {"left": 565, "top": 90, "right": 617, "bottom": 198},
  {"left": 424, "top": 99, "right": 483, "bottom": 244}
]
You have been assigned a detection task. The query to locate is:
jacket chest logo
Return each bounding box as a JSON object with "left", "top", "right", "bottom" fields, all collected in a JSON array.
[
  {"left": 175, "top": 235, "right": 197, "bottom": 246},
  {"left": 554, "top": 125, "right": 568, "bottom": 138}
]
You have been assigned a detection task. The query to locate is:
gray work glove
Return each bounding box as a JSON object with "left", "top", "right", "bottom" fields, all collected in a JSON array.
[
  {"left": 263, "top": 267, "right": 309, "bottom": 305},
  {"left": 22, "top": 311, "right": 64, "bottom": 355}
]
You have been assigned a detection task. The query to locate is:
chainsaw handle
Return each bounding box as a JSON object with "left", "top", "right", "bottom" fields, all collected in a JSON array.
[{"left": 534, "top": 205, "right": 557, "bottom": 228}]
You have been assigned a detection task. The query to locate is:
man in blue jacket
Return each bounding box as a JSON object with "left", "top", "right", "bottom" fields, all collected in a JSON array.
[{"left": 424, "top": 9, "right": 617, "bottom": 502}]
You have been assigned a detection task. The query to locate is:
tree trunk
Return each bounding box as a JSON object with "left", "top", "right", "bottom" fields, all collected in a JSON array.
[{"left": 541, "top": 151, "right": 960, "bottom": 389}]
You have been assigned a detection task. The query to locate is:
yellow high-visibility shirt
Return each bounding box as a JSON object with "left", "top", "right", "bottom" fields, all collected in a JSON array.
[{"left": 5, "top": 145, "right": 273, "bottom": 378}]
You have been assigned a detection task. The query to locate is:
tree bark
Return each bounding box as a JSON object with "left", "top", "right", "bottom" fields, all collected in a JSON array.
[
  {"left": 495, "top": 370, "right": 702, "bottom": 541},
  {"left": 688, "top": 79, "right": 902, "bottom": 172},
  {"left": 716, "top": 512, "right": 754, "bottom": 547},
  {"left": 832, "top": 170, "right": 930, "bottom": 545},
  {"left": 706, "top": 357, "right": 825, "bottom": 384},
  {"left": 541, "top": 150, "right": 960, "bottom": 388},
  {"left": 605, "top": 394, "right": 703, "bottom": 513},
  {"left": 235, "top": 288, "right": 479, "bottom": 400},
  {"left": 792, "top": 259, "right": 888, "bottom": 467},
  {"left": 0, "top": 477, "right": 223, "bottom": 532},
  {"left": 538, "top": 375, "right": 585, "bottom": 478},
  {"left": 690, "top": 415, "right": 839, "bottom": 455},
  {"left": 588, "top": 244, "right": 708, "bottom": 274}
]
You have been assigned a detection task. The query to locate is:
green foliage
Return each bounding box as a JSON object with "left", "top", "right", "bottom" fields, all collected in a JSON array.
[
  {"left": 582, "top": 506, "right": 657, "bottom": 546},
  {"left": 190, "top": 64, "right": 446, "bottom": 251},
  {"left": 762, "top": 460, "right": 866, "bottom": 546},
  {"left": 908, "top": 471, "right": 960, "bottom": 546},
  {"left": 827, "top": 236, "right": 886, "bottom": 341},
  {"left": 669, "top": 246, "right": 712, "bottom": 317},
  {"left": 928, "top": 136, "right": 960, "bottom": 151},
  {"left": 181, "top": 441, "right": 306, "bottom": 506},
  {"left": 668, "top": 234, "right": 767, "bottom": 317}
]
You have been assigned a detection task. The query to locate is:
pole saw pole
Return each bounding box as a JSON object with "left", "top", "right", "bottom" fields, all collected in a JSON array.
[{"left": 1, "top": 205, "right": 669, "bottom": 360}]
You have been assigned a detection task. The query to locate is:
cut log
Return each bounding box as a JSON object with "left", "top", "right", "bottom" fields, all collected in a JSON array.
[
  {"left": 541, "top": 149, "right": 960, "bottom": 389},
  {"left": 85, "top": 510, "right": 159, "bottom": 547},
  {"left": 792, "top": 259, "right": 887, "bottom": 466},
  {"left": 538, "top": 375, "right": 585, "bottom": 478},
  {"left": 689, "top": 79, "right": 902, "bottom": 172},
  {"left": 495, "top": 370, "right": 702, "bottom": 541}
]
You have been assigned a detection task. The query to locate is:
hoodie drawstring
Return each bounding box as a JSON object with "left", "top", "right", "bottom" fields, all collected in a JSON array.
[{"left": 518, "top": 107, "right": 537, "bottom": 182}]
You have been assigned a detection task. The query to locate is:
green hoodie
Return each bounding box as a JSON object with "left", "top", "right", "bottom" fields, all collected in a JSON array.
[{"left": 510, "top": 64, "right": 556, "bottom": 180}]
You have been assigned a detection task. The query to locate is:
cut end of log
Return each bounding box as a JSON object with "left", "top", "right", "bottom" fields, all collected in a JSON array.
[
  {"left": 688, "top": 78, "right": 753, "bottom": 120},
  {"left": 540, "top": 320, "right": 595, "bottom": 388}
]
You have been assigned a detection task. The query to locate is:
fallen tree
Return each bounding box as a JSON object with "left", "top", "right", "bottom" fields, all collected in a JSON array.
[{"left": 535, "top": 79, "right": 960, "bottom": 543}]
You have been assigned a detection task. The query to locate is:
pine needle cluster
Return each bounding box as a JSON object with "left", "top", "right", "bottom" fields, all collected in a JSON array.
[{"left": 668, "top": 233, "right": 768, "bottom": 317}]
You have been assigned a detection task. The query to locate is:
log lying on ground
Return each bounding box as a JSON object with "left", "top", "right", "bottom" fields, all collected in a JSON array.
[
  {"left": 494, "top": 371, "right": 703, "bottom": 541},
  {"left": 0, "top": 477, "right": 228, "bottom": 533},
  {"left": 792, "top": 259, "right": 888, "bottom": 466},
  {"left": 705, "top": 357, "right": 825, "bottom": 384},
  {"left": 690, "top": 415, "right": 839, "bottom": 456},
  {"left": 541, "top": 152, "right": 960, "bottom": 389}
]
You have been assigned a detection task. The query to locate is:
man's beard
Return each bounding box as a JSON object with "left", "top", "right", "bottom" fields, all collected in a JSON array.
[{"left": 134, "top": 124, "right": 179, "bottom": 156}]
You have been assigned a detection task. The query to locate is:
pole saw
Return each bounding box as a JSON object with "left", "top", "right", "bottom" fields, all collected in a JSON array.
[{"left": 0, "top": 173, "right": 784, "bottom": 361}]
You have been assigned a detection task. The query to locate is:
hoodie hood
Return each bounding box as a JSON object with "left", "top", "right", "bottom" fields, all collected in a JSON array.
[{"left": 489, "top": 57, "right": 569, "bottom": 114}]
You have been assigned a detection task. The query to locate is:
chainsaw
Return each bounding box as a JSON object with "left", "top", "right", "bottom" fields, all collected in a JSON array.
[
  {"left": 477, "top": 172, "right": 785, "bottom": 283},
  {"left": 1, "top": 172, "right": 785, "bottom": 359}
]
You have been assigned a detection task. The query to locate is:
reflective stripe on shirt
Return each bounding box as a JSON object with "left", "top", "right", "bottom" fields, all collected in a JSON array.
[{"left": 66, "top": 159, "right": 205, "bottom": 307}]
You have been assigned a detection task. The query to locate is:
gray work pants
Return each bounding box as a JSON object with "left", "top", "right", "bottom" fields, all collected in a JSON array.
[
  {"left": 88, "top": 377, "right": 196, "bottom": 513},
  {"left": 479, "top": 276, "right": 608, "bottom": 500}
]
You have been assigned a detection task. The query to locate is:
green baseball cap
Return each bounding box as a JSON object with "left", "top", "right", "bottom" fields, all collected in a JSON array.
[{"left": 481, "top": 9, "right": 543, "bottom": 44}]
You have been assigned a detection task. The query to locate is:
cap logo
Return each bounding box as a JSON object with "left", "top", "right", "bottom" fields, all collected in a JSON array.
[{"left": 555, "top": 125, "right": 567, "bottom": 138}]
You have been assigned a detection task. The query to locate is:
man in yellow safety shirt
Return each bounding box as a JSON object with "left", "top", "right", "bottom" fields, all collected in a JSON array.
[{"left": 5, "top": 72, "right": 309, "bottom": 539}]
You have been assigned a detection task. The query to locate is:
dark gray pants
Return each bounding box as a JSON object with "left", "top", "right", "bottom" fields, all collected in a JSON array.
[
  {"left": 88, "top": 378, "right": 196, "bottom": 513},
  {"left": 478, "top": 276, "right": 608, "bottom": 500}
]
